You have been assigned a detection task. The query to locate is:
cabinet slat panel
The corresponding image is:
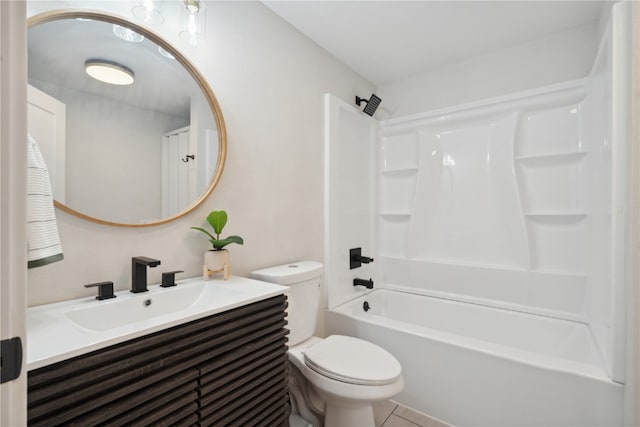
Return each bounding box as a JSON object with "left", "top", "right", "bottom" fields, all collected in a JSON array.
[
  {"left": 125, "top": 401, "right": 199, "bottom": 427},
  {"left": 250, "top": 401, "right": 287, "bottom": 427},
  {"left": 107, "top": 392, "right": 198, "bottom": 427},
  {"left": 159, "top": 413, "right": 199, "bottom": 427},
  {"left": 238, "top": 387, "right": 289, "bottom": 426},
  {"left": 29, "top": 366, "right": 199, "bottom": 424},
  {"left": 29, "top": 295, "right": 286, "bottom": 388},
  {"left": 200, "top": 372, "right": 288, "bottom": 421},
  {"left": 200, "top": 352, "right": 287, "bottom": 396},
  {"left": 101, "top": 392, "right": 197, "bottom": 427},
  {"left": 200, "top": 339, "right": 288, "bottom": 381},
  {"left": 197, "top": 335, "right": 287, "bottom": 376},
  {"left": 72, "top": 381, "right": 198, "bottom": 426},
  {"left": 201, "top": 382, "right": 288, "bottom": 427},
  {"left": 199, "top": 365, "right": 287, "bottom": 411}
]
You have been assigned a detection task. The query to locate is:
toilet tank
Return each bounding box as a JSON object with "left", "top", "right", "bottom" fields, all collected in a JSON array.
[{"left": 250, "top": 261, "right": 323, "bottom": 346}]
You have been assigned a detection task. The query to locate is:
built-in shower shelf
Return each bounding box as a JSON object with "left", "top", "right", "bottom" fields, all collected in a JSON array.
[
  {"left": 379, "top": 212, "right": 412, "bottom": 217},
  {"left": 380, "top": 167, "right": 419, "bottom": 176},
  {"left": 525, "top": 212, "right": 589, "bottom": 223},
  {"left": 515, "top": 151, "right": 588, "bottom": 165}
]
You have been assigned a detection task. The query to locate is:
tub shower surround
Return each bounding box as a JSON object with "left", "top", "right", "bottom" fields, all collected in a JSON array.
[
  {"left": 326, "top": 4, "right": 630, "bottom": 425},
  {"left": 371, "top": 79, "right": 623, "bottom": 424}
]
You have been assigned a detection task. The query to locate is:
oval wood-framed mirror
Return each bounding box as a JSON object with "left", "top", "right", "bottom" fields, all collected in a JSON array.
[{"left": 28, "top": 9, "right": 227, "bottom": 227}]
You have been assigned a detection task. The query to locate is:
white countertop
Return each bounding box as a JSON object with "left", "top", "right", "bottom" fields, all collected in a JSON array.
[{"left": 27, "top": 276, "right": 287, "bottom": 371}]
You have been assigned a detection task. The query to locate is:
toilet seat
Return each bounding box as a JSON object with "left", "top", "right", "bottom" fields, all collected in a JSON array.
[{"left": 303, "top": 335, "right": 402, "bottom": 386}]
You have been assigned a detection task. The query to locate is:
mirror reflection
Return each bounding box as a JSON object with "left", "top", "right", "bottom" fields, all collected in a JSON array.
[{"left": 27, "top": 13, "right": 225, "bottom": 226}]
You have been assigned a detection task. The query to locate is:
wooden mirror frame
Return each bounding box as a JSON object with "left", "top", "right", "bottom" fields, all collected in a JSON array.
[{"left": 28, "top": 9, "right": 227, "bottom": 227}]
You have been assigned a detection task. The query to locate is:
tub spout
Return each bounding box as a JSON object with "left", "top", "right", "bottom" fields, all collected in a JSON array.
[{"left": 353, "top": 278, "right": 374, "bottom": 289}]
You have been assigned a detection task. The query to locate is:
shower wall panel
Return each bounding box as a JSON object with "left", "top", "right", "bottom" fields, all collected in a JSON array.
[
  {"left": 378, "top": 82, "right": 594, "bottom": 321},
  {"left": 324, "top": 94, "right": 378, "bottom": 309}
]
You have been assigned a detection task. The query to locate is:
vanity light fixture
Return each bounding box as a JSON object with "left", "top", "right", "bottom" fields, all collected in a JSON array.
[
  {"left": 112, "top": 24, "right": 144, "bottom": 43},
  {"left": 184, "top": 0, "right": 200, "bottom": 14},
  {"left": 85, "top": 60, "right": 135, "bottom": 86},
  {"left": 179, "top": 0, "right": 205, "bottom": 46}
]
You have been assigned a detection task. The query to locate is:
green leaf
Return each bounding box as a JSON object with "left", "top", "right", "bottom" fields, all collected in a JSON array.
[
  {"left": 210, "top": 235, "right": 244, "bottom": 250},
  {"left": 190, "top": 226, "right": 216, "bottom": 242},
  {"left": 206, "top": 210, "right": 227, "bottom": 235},
  {"left": 225, "top": 235, "right": 244, "bottom": 245}
]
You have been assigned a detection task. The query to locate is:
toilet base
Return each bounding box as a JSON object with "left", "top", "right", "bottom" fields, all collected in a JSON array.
[{"left": 325, "top": 403, "right": 375, "bottom": 427}]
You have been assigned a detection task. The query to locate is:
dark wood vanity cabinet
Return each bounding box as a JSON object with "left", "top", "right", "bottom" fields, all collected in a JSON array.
[{"left": 28, "top": 295, "right": 290, "bottom": 426}]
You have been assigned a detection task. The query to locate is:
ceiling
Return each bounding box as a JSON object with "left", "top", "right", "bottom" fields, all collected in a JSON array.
[
  {"left": 263, "top": 1, "right": 606, "bottom": 86},
  {"left": 28, "top": 16, "right": 198, "bottom": 118}
]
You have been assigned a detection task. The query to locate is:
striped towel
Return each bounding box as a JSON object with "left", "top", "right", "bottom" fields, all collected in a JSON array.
[{"left": 27, "top": 135, "right": 63, "bottom": 268}]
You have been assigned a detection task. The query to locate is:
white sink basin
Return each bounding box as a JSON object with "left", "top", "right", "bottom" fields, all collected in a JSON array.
[
  {"left": 64, "top": 282, "right": 207, "bottom": 332},
  {"left": 27, "top": 276, "right": 287, "bottom": 371}
]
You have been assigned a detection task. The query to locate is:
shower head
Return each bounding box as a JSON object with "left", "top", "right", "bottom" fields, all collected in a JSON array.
[{"left": 355, "top": 93, "right": 382, "bottom": 117}]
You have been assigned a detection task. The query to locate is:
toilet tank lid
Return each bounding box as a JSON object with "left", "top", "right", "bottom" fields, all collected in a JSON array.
[{"left": 250, "top": 261, "right": 323, "bottom": 285}]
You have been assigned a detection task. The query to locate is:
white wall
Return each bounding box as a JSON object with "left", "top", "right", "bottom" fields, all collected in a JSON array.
[
  {"left": 378, "top": 23, "right": 599, "bottom": 117},
  {"left": 27, "top": 1, "right": 374, "bottom": 306}
]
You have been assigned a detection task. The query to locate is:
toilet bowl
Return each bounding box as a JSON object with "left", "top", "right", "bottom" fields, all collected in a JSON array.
[
  {"left": 251, "top": 261, "right": 404, "bottom": 427},
  {"left": 290, "top": 335, "right": 404, "bottom": 426}
]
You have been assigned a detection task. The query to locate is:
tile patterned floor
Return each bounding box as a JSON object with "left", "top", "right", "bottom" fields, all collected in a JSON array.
[{"left": 373, "top": 400, "right": 450, "bottom": 427}]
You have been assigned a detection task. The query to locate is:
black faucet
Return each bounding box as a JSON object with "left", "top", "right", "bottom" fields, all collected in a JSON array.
[
  {"left": 353, "top": 278, "right": 374, "bottom": 289},
  {"left": 131, "top": 256, "right": 161, "bottom": 293}
]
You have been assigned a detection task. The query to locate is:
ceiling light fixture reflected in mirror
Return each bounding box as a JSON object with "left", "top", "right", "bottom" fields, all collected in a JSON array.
[
  {"left": 113, "top": 24, "right": 144, "bottom": 42},
  {"left": 85, "top": 59, "right": 135, "bottom": 85}
]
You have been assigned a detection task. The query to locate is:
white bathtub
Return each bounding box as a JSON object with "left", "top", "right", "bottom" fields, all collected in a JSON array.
[{"left": 325, "top": 289, "right": 623, "bottom": 427}]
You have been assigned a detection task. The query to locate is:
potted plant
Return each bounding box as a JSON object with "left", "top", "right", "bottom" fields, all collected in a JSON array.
[{"left": 191, "top": 210, "right": 243, "bottom": 280}]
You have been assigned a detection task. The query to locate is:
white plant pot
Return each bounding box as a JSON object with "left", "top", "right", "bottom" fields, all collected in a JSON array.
[{"left": 203, "top": 249, "right": 230, "bottom": 280}]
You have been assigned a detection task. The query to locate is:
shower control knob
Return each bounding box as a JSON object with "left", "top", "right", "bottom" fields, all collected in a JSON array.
[{"left": 350, "top": 247, "right": 375, "bottom": 269}]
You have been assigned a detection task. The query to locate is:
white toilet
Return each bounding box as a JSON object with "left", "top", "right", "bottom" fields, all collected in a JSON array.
[{"left": 251, "top": 261, "right": 404, "bottom": 427}]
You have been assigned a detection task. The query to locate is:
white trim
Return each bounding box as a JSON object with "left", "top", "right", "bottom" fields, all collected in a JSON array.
[
  {"left": 0, "top": 1, "right": 28, "bottom": 424},
  {"left": 624, "top": 1, "right": 640, "bottom": 425},
  {"left": 380, "top": 79, "right": 587, "bottom": 129},
  {"left": 610, "top": 0, "right": 632, "bottom": 384}
]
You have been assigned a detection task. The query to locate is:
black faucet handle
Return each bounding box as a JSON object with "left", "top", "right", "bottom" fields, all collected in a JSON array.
[
  {"left": 161, "top": 270, "right": 184, "bottom": 288},
  {"left": 85, "top": 281, "right": 116, "bottom": 300},
  {"left": 350, "top": 247, "right": 375, "bottom": 269}
]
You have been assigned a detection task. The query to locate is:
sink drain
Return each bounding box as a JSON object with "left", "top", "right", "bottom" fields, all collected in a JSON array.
[{"left": 143, "top": 298, "right": 152, "bottom": 307}]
